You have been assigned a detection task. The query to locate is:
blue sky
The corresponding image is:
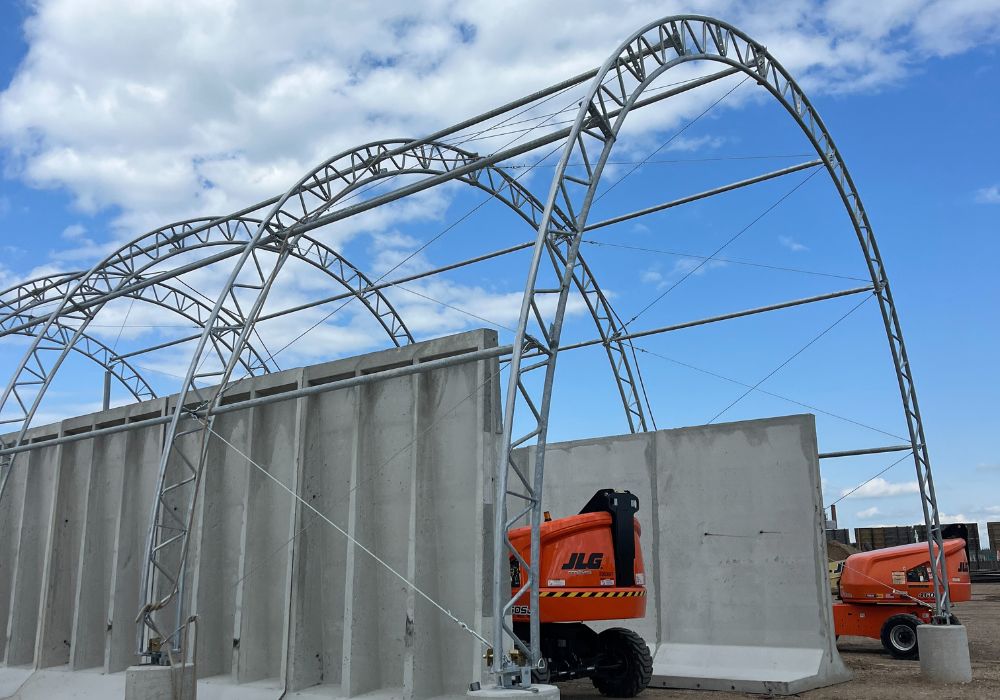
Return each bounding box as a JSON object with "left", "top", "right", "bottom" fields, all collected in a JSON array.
[{"left": 0, "top": 1, "right": 998, "bottom": 543}]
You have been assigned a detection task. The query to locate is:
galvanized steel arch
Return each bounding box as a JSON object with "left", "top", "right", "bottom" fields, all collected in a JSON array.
[
  {"left": 134, "top": 137, "right": 648, "bottom": 650},
  {"left": 0, "top": 311, "right": 155, "bottom": 405},
  {"left": 0, "top": 222, "right": 414, "bottom": 490},
  {"left": 491, "top": 14, "right": 949, "bottom": 675},
  {"left": 0, "top": 272, "right": 270, "bottom": 401}
]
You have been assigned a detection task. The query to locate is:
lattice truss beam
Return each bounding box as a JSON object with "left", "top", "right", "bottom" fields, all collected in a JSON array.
[{"left": 0, "top": 13, "right": 947, "bottom": 685}]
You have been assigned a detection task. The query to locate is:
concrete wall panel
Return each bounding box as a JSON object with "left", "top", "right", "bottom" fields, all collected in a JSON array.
[
  {"left": 0, "top": 332, "right": 846, "bottom": 697},
  {"left": 105, "top": 405, "right": 166, "bottom": 673},
  {"left": 518, "top": 416, "right": 850, "bottom": 696},
  {"left": 286, "top": 386, "right": 356, "bottom": 692},
  {"left": 1, "top": 329, "right": 499, "bottom": 699},
  {"left": 234, "top": 391, "right": 299, "bottom": 684},
  {"left": 35, "top": 420, "right": 93, "bottom": 668},
  {"left": 0, "top": 451, "right": 29, "bottom": 664},
  {"left": 190, "top": 408, "right": 253, "bottom": 680},
  {"left": 4, "top": 430, "right": 59, "bottom": 666},
  {"left": 71, "top": 413, "right": 129, "bottom": 670}
]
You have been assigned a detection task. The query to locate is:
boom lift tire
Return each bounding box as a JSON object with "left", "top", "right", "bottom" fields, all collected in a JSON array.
[
  {"left": 590, "top": 628, "right": 653, "bottom": 697},
  {"left": 881, "top": 614, "right": 921, "bottom": 660}
]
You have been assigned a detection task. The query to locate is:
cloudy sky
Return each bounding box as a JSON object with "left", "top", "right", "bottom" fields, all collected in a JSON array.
[{"left": 0, "top": 0, "right": 998, "bottom": 543}]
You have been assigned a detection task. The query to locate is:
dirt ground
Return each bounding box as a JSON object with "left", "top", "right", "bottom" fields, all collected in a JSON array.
[{"left": 561, "top": 582, "right": 1000, "bottom": 700}]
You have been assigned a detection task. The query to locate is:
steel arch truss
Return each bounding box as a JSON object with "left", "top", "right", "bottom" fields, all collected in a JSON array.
[
  {"left": 0, "top": 273, "right": 269, "bottom": 425},
  {"left": 490, "top": 14, "right": 948, "bottom": 682},
  {"left": 0, "top": 13, "right": 945, "bottom": 687},
  {"left": 0, "top": 221, "right": 416, "bottom": 477},
  {"left": 134, "top": 137, "right": 649, "bottom": 652},
  {"left": 0, "top": 313, "right": 155, "bottom": 408}
]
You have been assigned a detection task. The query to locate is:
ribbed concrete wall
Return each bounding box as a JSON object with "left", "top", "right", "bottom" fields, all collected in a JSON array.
[{"left": 0, "top": 329, "right": 500, "bottom": 700}]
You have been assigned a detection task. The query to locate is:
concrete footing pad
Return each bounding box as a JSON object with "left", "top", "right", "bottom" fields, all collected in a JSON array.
[
  {"left": 918, "top": 624, "right": 972, "bottom": 684},
  {"left": 652, "top": 643, "right": 852, "bottom": 695},
  {"left": 468, "top": 684, "right": 559, "bottom": 700},
  {"left": 125, "top": 663, "right": 197, "bottom": 700}
]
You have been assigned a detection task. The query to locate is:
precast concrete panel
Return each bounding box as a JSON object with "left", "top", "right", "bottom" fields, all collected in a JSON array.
[
  {"left": 4, "top": 428, "right": 59, "bottom": 667},
  {"left": 191, "top": 405, "right": 253, "bottom": 680},
  {"left": 35, "top": 417, "right": 94, "bottom": 669},
  {"left": 0, "top": 329, "right": 499, "bottom": 700},
  {"left": 516, "top": 415, "right": 850, "bottom": 696},
  {"left": 72, "top": 412, "right": 130, "bottom": 670},
  {"left": 106, "top": 404, "right": 167, "bottom": 673}
]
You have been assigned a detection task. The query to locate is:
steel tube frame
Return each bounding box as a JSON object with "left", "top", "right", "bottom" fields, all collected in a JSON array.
[
  {"left": 0, "top": 343, "right": 511, "bottom": 458},
  {"left": 0, "top": 12, "right": 948, "bottom": 682},
  {"left": 0, "top": 229, "right": 415, "bottom": 501},
  {"left": 583, "top": 158, "right": 822, "bottom": 232},
  {"left": 560, "top": 285, "right": 874, "bottom": 352},
  {"left": 488, "top": 14, "right": 951, "bottom": 685},
  {"left": 818, "top": 444, "right": 912, "bottom": 459},
  {"left": 131, "top": 137, "right": 649, "bottom": 656}
]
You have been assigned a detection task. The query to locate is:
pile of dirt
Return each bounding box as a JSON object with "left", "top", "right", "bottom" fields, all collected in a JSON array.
[{"left": 827, "top": 539, "right": 860, "bottom": 562}]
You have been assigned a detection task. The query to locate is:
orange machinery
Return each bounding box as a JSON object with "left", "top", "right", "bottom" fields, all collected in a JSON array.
[
  {"left": 507, "top": 489, "right": 652, "bottom": 696},
  {"left": 833, "top": 538, "right": 971, "bottom": 659}
]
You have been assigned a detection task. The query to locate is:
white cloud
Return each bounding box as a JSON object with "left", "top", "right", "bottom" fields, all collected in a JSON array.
[
  {"left": 779, "top": 234, "right": 808, "bottom": 252},
  {"left": 841, "top": 477, "right": 920, "bottom": 498},
  {"left": 665, "top": 134, "right": 725, "bottom": 152},
  {"left": 978, "top": 462, "right": 1000, "bottom": 472},
  {"left": 856, "top": 506, "right": 881, "bottom": 519},
  {"left": 61, "top": 223, "right": 86, "bottom": 239},
  {"left": 975, "top": 185, "right": 1000, "bottom": 204},
  {"left": 3, "top": 0, "right": 1000, "bottom": 390},
  {"left": 2, "top": 0, "right": 999, "bottom": 242},
  {"left": 640, "top": 268, "right": 664, "bottom": 285},
  {"left": 938, "top": 512, "right": 969, "bottom": 523}
]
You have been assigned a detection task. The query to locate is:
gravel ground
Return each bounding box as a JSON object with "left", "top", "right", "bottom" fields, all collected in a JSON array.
[{"left": 561, "top": 582, "right": 1000, "bottom": 699}]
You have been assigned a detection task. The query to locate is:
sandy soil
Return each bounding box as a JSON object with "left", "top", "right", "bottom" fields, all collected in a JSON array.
[{"left": 561, "top": 582, "right": 1000, "bottom": 699}]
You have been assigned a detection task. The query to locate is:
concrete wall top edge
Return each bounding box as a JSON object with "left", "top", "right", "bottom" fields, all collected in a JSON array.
[
  {"left": 3, "top": 328, "right": 498, "bottom": 444},
  {"left": 524, "top": 413, "right": 816, "bottom": 455}
]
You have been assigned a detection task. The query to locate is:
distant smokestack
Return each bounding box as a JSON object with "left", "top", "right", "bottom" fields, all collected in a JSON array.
[{"left": 831, "top": 504, "right": 838, "bottom": 528}]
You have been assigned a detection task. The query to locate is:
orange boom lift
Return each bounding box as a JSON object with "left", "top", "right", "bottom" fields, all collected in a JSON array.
[
  {"left": 833, "top": 539, "right": 972, "bottom": 659},
  {"left": 507, "top": 489, "right": 652, "bottom": 696}
]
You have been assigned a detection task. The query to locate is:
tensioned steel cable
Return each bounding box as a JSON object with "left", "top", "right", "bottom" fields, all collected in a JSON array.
[
  {"left": 830, "top": 451, "right": 915, "bottom": 506},
  {"left": 706, "top": 293, "right": 874, "bottom": 424},
  {"left": 593, "top": 75, "right": 750, "bottom": 204},
  {"left": 630, "top": 344, "right": 907, "bottom": 441},
  {"left": 507, "top": 153, "right": 816, "bottom": 169},
  {"left": 228, "top": 359, "right": 510, "bottom": 595},
  {"left": 207, "top": 423, "right": 491, "bottom": 648},
  {"left": 442, "top": 71, "right": 718, "bottom": 149},
  {"left": 175, "top": 274, "right": 282, "bottom": 372},
  {"left": 393, "top": 284, "right": 519, "bottom": 333},
  {"left": 111, "top": 298, "right": 137, "bottom": 352},
  {"left": 582, "top": 239, "right": 869, "bottom": 282},
  {"left": 617, "top": 168, "right": 822, "bottom": 329}
]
